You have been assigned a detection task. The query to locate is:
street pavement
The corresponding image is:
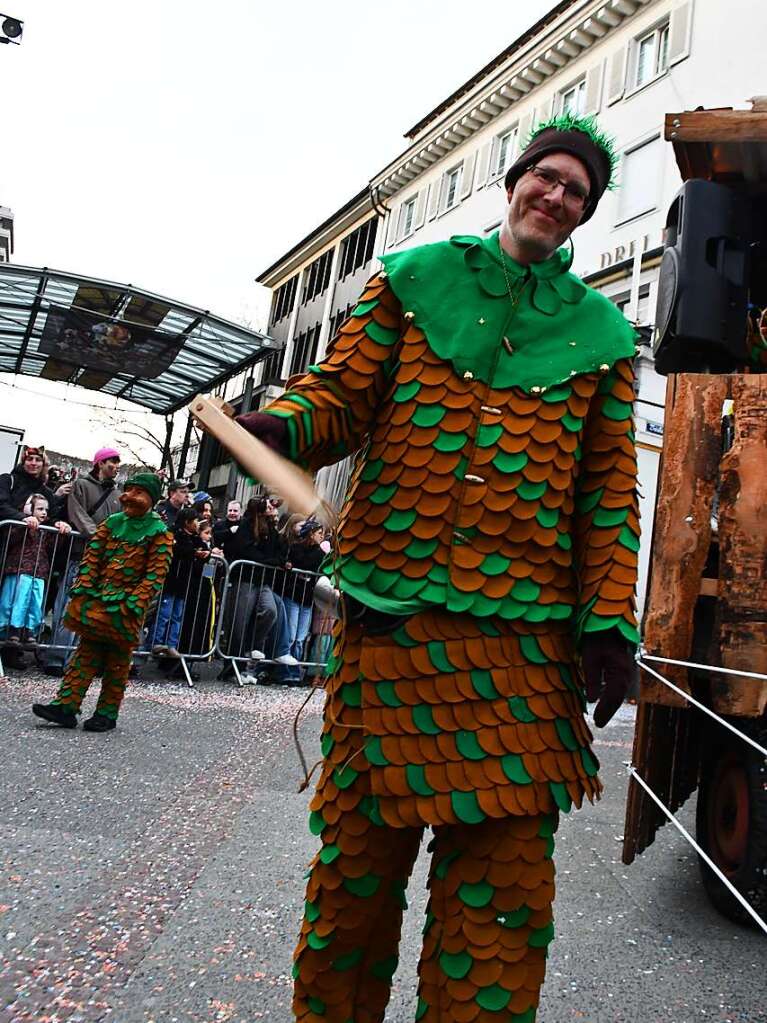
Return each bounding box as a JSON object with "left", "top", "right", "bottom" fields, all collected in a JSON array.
[{"left": 0, "top": 665, "right": 764, "bottom": 1023}]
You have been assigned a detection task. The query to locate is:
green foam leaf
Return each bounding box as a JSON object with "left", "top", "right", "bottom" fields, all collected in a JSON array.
[
  {"left": 471, "top": 668, "right": 499, "bottom": 700},
  {"left": 476, "top": 984, "right": 511, "bottom": 1011},
  {"left": 405, "top": 537, "right": 439, "bottom": 559},
  {"left": 365, "top": 736, "right": 389, "bottom": 767},
  {"left": 412, "top": 404, "right": 446, "bottom": 428},
  {"left": 439, "top": 950, "right": 473, "bottom": 979},
  {"left": 457, "top": 880, "right": 494, "bottom": 907},
  {"left": 455, "top": 730, "right": 487, "bottom": 761},
  {"left": 501, "top": 753, "right": 533, "bottom": 785},
  {"left": 555, "top": 717, "right": 579, "bottom": 751},
  {"left": 549, "top": 781, "right": 573, "bottom": 813},
  {"left": 509, "top": 696, "right": 538, "bottom": 723},
  {"left": 516, "top": 479, "right": 547, "bottom": 501},
  {"left": 405, "top": 763, "right": 435, "bottom": 796},
  {"left": 412, "top": 704, "right": 441, "bottom": 735},
  {"left": 434, "top": 430, "right": 468, "bottom": 452},
  {"left": 492, "top": 449, "right": 528, "bottom": 473},
  {"left": 528, "top": 921, "right": 555, "bottom": 948},
  {"left": 332, "top": 948, "right": 363, "bottom": 971},
  {"left": 426, "top": 640, "right": 455, "bottom": 673},
  {"left": 344, "top": 873, "right": 381, "bottom": 897},
  {"left": 383, "top": 508, "right": 417, "bottom": 532},
  {"left": 451, "top": 789, "right": 486, "bottom": 824},
  {"left": 520, "top": 634, "right": 547, "bottom": 664}
]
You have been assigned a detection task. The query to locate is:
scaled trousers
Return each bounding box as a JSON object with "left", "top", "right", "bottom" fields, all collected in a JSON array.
[
  {"left": 51, "top": 637, "right": 132, "bottom": 720},
  {"left": 294, "top": 807, "right": 557, "bottom": 1023}
]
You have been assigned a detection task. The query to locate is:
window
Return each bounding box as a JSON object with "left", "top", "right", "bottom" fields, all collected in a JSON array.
[
  {"left": 560, "top": 78, "right": 587, "bottom": 116},
  {"left": 442, "top": 165, "right": 462, "bottom": 212},
  {"left": 272, "top": 275, "right": 298, "bottom": 324},
  {"left": 616, "top": 136, "right": 662, "bottom": 224},
  {"left": 329, "top": 303, "right": 354, "bottom": 341},
  {"left": 399, "top": 196, "right": 417, "bottom": 239},
  {"left": 635, "top": 21, "right": 670, "bottom": 88},
  {"left": 613, "top": 285, "right": 651, "bottom": 324},
  {"left": 289, "top": 323, "right": 322, "bottom": 376},
  {"left": 492, "top": 127, "right": 518, "bottom": 179},
  {"left": 260, "top": 348, "right": 284, "bottom": 383},
  {"left": 339, "top": 218, "right": 378, "bottom": 280},
  {"left": 301, "top": 250, "right": 333, "bottom": 305}
]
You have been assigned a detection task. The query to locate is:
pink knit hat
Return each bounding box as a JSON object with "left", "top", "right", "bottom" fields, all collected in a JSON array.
[{"left": 93, "top": 446, "right": 121, "bottom": 464}]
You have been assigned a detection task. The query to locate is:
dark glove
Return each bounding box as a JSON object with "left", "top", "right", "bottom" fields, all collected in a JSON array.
[
  {"left": 235, "top": 412, "right": 288, "bottom": 454},
  {"left": 580, "top": 629, "right": 634, "bottom": 728}
]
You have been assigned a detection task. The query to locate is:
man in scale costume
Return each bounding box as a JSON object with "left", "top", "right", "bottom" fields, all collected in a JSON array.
[{"left": 240, "top": 114, "right": 640, "bottom": 1023}]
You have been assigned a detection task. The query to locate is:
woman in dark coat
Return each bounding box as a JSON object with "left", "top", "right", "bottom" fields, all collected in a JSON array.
[{"left": 220, "top": 496, "right": 293, "bottom": 679}]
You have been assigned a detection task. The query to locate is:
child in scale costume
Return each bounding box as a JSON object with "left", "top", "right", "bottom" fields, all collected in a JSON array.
[{"left": 32, "top": 473, "right": 172, "bottom": 732}]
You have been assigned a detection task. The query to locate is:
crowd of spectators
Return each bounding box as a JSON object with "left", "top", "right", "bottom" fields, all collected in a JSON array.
[{"left": 0, "top": 446, "right": 336, "bottom": 684}]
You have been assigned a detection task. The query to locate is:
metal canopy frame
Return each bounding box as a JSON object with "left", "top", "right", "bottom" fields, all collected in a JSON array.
[{"left": 0, "top": 263, "right": 282, "bottom": 415}]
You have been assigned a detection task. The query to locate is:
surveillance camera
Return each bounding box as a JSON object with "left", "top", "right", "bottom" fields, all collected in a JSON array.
[{"left": 1, "top": 14, "right": 23, "bottom": 43}]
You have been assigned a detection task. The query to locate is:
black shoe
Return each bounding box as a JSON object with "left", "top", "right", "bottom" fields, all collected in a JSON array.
[
  {"left": 3, "top": 648, "right": 26, "bottom": 670},
  {"left": 217, "top": 663, "right": 235, "bottom": 682},
  {"left": 41, "top": 664, "right": 66, "bottom": 678},
  {"left": 6, "top": 627, "right": 22, "bottom": 645},
  {"left": 32, "top": 703, "right": 77, "bottom": 728},
  {"left": 82, "top": 712, "right": 116, "bottom": 732}
]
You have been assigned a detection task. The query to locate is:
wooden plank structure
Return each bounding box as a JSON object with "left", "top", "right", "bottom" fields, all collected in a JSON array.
[{"left": 623, "top": 104, "right": 767, "bottom": 865}]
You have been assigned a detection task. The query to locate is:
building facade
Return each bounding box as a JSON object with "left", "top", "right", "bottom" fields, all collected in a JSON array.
[
  {"left": 249, "top": 0, "right": 757, "bottom": 616},
  {"left": 0, "top": 206, "right": 14, "bottom": 263}
]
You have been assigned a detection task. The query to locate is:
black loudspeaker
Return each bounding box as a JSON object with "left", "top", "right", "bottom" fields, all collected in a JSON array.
[{"left": 653, "top": 179, "right": 754, "bottom": 375}]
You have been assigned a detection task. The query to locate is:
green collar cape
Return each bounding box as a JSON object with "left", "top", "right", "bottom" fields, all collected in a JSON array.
[
  {"left": 105, "top": 510, "right": 168, "bottom": 543},
  {"left": 378, "top": 231, "right": 637, "bottom": 391}
]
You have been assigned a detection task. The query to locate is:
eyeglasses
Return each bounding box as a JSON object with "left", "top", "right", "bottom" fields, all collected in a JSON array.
[{"left": 525, "top": 164, "right": 590, "bottom": 209}]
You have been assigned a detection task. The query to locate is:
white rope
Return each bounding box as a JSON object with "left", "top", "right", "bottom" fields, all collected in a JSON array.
[
  {"left": 642, "top": 651, "right": 767, "bottom": 684},
  {"left": 627, "top": 765, "right": 767, "bottom": 936},
  {"left": 636, "top": 658, "right": 767, "bottom": 759}
]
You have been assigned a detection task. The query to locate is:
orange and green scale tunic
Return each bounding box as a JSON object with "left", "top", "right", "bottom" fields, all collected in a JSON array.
[
  {"left": 52, "top": 511, "right": 173, "bottom": 721},
  {"left": 263, "top": 231, "right": 640, "bottom": 1023}
]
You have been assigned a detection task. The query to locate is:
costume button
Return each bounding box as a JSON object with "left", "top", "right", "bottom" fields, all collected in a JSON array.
[
  {"left": 531, "top": 386, "right": 542, "bottom": 395},
  {"left": 404, "top": 311, "right": 415, "bottom": 321},
  {"left": 599, "top": 363, "right": 610, "bottom": 374},
  {"left": 503, "top": 337, "right": 514, "bottom": 355},
  {"left": 480, "top": 405, "right": 502, "bottom": 415},
  {"left": 465, "top": 474, "right": 485, "bottom": 484},
  {"left": 463, "top": 370, "right": 474, "bottom": 381}
]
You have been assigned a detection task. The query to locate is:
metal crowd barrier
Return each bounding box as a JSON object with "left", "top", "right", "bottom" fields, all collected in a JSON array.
[
  {"left": 0, "top": 519, "right": 336, "bottom": 689},
  {"left": 0, "top": 518, "right": 81, "bottom": 676},
  {"left": 139, "top": 552, "right": 227, "bottom": 687},
  {"left": 215, "top": 558, "right": 336, "bottom": 688}
]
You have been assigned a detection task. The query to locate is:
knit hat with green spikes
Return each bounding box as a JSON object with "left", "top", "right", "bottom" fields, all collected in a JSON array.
[{"left": 504, "top": 112, "right": 618, "bottom": 223}]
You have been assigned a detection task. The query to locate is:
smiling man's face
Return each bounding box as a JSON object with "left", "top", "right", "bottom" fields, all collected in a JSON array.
[{"left": 503, "top": 152, "right": 589, "bottom": 264}]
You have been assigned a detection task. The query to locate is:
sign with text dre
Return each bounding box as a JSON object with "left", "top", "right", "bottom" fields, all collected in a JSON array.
[
  {"left": 600, "top": 236, "right": 651, "bottom": 271},
  {"left": 39, "top": 306, "right": 183, "bottom": 379}
]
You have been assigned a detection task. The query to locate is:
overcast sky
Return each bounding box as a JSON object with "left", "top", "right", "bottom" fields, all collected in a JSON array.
[{"left": 0, "top": 0, "right": 557, "bottom": 461}]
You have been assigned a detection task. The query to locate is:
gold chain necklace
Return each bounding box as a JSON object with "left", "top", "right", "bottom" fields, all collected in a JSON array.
[
  {"left": 499, "top": 248, "right": 531, "bottom": 356},
  {"left": 500, "top": 248, "right": 530, "bottom": 305}
]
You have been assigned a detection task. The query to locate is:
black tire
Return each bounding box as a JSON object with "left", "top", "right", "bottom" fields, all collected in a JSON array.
[{"left": 695, "top": 717, "right": 767, "bottom": 929}]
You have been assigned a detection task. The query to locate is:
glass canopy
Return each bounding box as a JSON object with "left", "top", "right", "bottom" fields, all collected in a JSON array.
[{"left": 0, "top": 264, "right": 281, "bottom": 414}]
